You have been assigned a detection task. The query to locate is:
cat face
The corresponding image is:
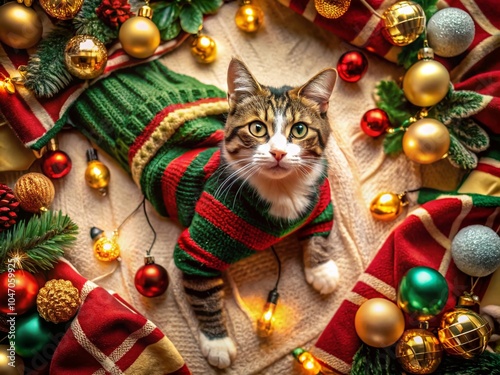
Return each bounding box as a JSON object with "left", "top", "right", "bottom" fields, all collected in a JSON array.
[{"left": 223, "top": 58, "right": 337, "bottom": 182}]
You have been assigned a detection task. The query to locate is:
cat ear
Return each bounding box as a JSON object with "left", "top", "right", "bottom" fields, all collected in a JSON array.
[
  {"left": 227, "top": 57, "right": 262, "bottom": 105},
  {"left": 297, "top": 68, "right": 337, "bottom": 114}
]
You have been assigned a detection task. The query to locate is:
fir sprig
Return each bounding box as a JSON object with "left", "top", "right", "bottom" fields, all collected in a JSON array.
[
  {"left": 73, "top": 0, "right": 118, "bottom": 44},
  {"left": 0, "top": 211, "right": 79, "bottom": 273},
  {"left": 24, "top": 27, "right": 75, "bottom": 98}
]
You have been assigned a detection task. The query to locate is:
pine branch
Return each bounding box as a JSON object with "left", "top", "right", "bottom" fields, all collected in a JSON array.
[
  {"left": 73, "top": 0, "right": 118, "bottom": 44},
  {"left": 24, "top": 27, "right": 74, "bottom": 98},
  {"left": 0, "top": 211, "right": 79, "bottom": 273}
]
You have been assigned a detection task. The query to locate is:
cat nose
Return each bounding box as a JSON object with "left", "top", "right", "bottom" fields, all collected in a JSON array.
[{"left": 270, "top": 150, "right": 287, "bottom": 161}]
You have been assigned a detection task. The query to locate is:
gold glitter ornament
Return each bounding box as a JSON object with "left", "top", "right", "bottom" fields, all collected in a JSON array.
[
  {"left": 39, "top": 0, "right": 84, "bottom": 20},
  {"left": 64, "top": 35, "right": 108, "bottom": 80},
  {"left": 396, "top": 328, "right": 443, "bottom": 374},
  {"left": 314, "top": 0, "right": 351, "bottom": 19},
  {"left": 14, "top": 172, "right": 55, "bottom": 213},
  {"left": 37, "top": 279, "right": 81, "bottom": 323},
  {"left": 382, "top": 1, "right": 426, "bottom": 46},
  {"left": 93, "top": 230, "right": 121, "bottom": 262}
]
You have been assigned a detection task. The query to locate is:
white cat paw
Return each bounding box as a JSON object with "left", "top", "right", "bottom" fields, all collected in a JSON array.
[
  {"left": 199, "top": 333, "right": 237, "bottom": 369},
  {"left": 305, "top": 260, "right": 339, "bottom": 294}
]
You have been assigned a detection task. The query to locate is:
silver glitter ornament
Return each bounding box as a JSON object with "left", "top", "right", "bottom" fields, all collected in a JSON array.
[
  {"left": 427, "top": 8, "right": 475, "bottom": 57},
  {"left": 451, "top": 225, "right": 500, "bottom": 277}
]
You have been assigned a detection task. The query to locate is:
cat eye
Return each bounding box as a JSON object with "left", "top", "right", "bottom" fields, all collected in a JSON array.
[
  {"left": 291, "top": 123, "right": 308, "bottom": 139},
  {"left": 249, "top": 122, "right": 267, "bottom": 137}
]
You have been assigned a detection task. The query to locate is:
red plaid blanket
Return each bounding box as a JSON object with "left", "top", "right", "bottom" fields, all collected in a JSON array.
[{"left": 21, "top": 260, "right": 191, "bottom": 375}]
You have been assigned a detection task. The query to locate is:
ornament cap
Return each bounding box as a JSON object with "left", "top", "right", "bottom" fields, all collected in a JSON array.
[
  {"left": 90, "top": 226, "right": 104, "bottom": 240},
  {"left": 144, "top": 255, "right": 155, "bottom": 265},
  {"left": 458, "top": 293, "right": 480, "bottom": 307},
  {"left": 418, "top": 46, "right": 435, "bottom": 60},
  {"left": 86, "top": 148, "right": 99, "bottom": 162},
  {"left": 47, "top": 138, "right": 59, "bottom": 152},
  {"left": 266, "top": 288, "right": 279, "bottom": 304},
  {"left": 138, "top": 5, "right": 153, "bottom": 19}
]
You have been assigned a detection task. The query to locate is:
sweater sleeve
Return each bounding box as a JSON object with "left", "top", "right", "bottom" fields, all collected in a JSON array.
[{"left": 297, "top": 178, "right": 334, "bottom": 240}]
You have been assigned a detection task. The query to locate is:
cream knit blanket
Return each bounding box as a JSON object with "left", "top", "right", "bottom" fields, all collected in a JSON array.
[{"left": 1, "top": 1, "right": 462, "bottom": 373}]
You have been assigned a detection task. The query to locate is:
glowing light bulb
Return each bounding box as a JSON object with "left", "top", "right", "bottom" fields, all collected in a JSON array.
[
  {"left": 257, "top": 289, "right": 279, "bottom": 337},
  {"left": 92, "top": 229, "right": 120, "bottom": 262},
  {"left": 292, "top": 348, "right": 322, "bottom": 374}
]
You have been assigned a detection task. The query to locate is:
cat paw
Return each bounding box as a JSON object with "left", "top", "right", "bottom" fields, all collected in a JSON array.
[
  {"left": 305, "top": 260, "right": 339, "bottom": 294},
  {"left": 199, "top": 333, "right": 237, "bottom": 369}
]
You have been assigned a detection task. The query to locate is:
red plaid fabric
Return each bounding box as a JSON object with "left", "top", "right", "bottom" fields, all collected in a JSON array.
[
  {"left": 277, "top": 0, "right": 500, "bottom": 136},
  {"left": 312, "top": 192, "right": 500, "bottom": 373},
  {"left": 0, "top": 31, "right": 188, "bottom": 150},
  {"left": 22, "top": 260, "right": 191, "bottom": 375}
]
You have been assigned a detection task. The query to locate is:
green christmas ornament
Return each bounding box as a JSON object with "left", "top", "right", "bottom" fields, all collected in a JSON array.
[
  {"left": 397, "top": 266, "right": 449, "bottom": 321},
  {"left": 15, "top": 311, "right": 53, "bottom": 358}
]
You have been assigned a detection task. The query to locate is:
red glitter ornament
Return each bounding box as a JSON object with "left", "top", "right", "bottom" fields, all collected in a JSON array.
[
  {"left": 360, "top": 108, "right": 391, "bottom": 137},
  {"left": 337, "top": 51, "right": 368, "bottom": 83},
  {"left": 134, "top": 257, "right": 169, "bottom": 297},
  {"left": 0, "top": 270, "right": 39, "bottom": 315}
]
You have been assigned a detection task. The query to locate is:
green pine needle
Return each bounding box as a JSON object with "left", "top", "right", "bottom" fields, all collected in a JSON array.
[
  {"left": 73, "top": 0, "right": 117, "bottom": 44},
  {"left": 0, "top": 211, "right": 79, "bottom": 273},
  {"left": 24, "top": 27, "right": 74, "bottom": 98}
]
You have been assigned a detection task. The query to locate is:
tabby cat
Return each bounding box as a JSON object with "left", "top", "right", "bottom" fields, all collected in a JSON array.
[{"left": 175, "top": 58, "right": 340, "bottom": 368}]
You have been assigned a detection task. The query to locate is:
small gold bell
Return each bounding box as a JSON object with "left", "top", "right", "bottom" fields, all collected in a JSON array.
[
  {"left": 369, "top": 191, "right": 408, "bottom": 221},
  {"left": 85, "top": 148, "right": 110, "bottom": 196}
]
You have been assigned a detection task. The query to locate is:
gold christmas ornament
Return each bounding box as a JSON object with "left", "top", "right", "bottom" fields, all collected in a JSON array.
[
  {"left": 396, "top": 328, "right": 443, "bottom": 374},
  {"left": 14, "top": 172, "right": 55, "bottom": 213},
  {"left": 39, "top": 0, "right": 84, "bottom": 20},
  {"left": 191, "top": 33, "right": 217, "bottom": 64},
  {"left": 314, "top": 0, "right": 351, "bottom": 19},
  {"left": 382, "top": 1, "right": 426, "bottom": 46},
  {"left": 370, "top": 191, "right": 408, "bottom": 221},
  {"left": 354, "top": 298, "right": 406, "bottom": 348},
  {"left": 37, "top": 279, "right": 81, "bottom": 323},
  {"left": 85, "top": 149, "right": 110, "bottom": 196},
  {"left": 64, "top": 35, "right": 108, "bottom": 80},
  {"left": 118, "top": 4, "right": 160, "bottom": 59},
  {"left": 235, "top": 0, "right": 265, "bottom": 32},
  {"left": 403, "top": 47, "right": 450, "bottom": 107},
  {"left": 438, "top": 308, "right": 492, "bottom": 358},
  {"left": 402, "top": 118, "right": 450, "bottom": 164},
  {"left": 0, "top": 2, "right": 43, "bottom": 49},
  {"left": 93, "top": 230, "right": 121, "bottom": 262},
  {"left": 0, "top": 77, "right": 16, "bottom": 94}
]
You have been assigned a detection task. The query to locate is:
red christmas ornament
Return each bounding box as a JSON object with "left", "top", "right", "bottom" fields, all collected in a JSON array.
[
  {"left": 337, "top": 51, "right": 368, "bottom": 83},
  {"left": 0, "top": 270, "right": 39, "bottom": 315},
  {"left": 40, "top": 138, "right": 72, "bottom": 179},
  {"left": 134, "top": 256, "right": 169, "bottom": 297},
  {"left": 360, "top": 108, "right": 391, "bottom": 137}
]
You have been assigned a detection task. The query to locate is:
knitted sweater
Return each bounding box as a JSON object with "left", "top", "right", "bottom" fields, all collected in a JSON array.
[{"left": 67, "top": 60, "right": 334, "bottom": 278}]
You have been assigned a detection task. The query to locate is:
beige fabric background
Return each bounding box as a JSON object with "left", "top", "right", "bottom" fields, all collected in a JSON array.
[{"left": 1, "top": 1, "right": 464, "bottom": 373}]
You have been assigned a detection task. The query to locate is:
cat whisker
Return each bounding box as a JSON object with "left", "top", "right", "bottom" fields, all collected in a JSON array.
[{"left": 214, "top": 163, "right": 256, "bottom": 201}]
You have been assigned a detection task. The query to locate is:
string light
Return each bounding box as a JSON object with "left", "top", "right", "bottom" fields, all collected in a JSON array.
[
  {"left": 256, "top": 246, "right": 281, "bottom": 337},
  {"left": 292, "top": 348, "right": 323, "bottom": 374}
]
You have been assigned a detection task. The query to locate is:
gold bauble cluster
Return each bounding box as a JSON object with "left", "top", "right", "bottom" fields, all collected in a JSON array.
[
  {"left": 119, "top": 5, "right": 160, "bottom": 59},
  {"left": 191, "top": 34, "right": 217, "bottom": 64},
  {"left": 0, "top": 2, "right": 43, "bottom": 49},
  {"left": 64, "top": 35, "right": 108, "bottom": 80},
  {"left": 39, "top": 0, "right": 84, "bottom": 20},
  {"left": 235, "top": 2, "right": 265, "bottom": 32},
  {"left": 37, "top": 279, "right": 81, "bottom": 323},
  {"left": 14, "top": 172, "right": 55, "bottom": 213}
]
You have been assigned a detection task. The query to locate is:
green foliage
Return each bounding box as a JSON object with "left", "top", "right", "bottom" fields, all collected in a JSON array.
[
  {"left": 24, "top": 27, "right": 74, "bottom": 98},
  {"left": 350, "top": 344, "right": 397, "bottom": 375},
  {"left": 73, "top": 0, "right": 118, "bottom": 44},
  {"left": 448, "top": 131, "right": 478, "bottom": 169},
  {"left": 434, "top": 351, "right": 500, "bottom": 374},
  {"left": 451, "top": 118, "right": 490, "bottom": 153},
  {"left": 152, "top": 0, "right": 222, "bottom": 40},
  {"left": 0, "top": 211, "right": 78, "bottom": 273},
  {"left": 376, "top": 80, "right": 414, "bottom": 126},
  {"left": 383, "top": 129, "right": 405, "bottom": 155},
  {"left": 431, "top": 87, "right": 489, "bottom": 125},
  {"left": 396, "top": 0, "right": 438, "bottom": 69}
]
